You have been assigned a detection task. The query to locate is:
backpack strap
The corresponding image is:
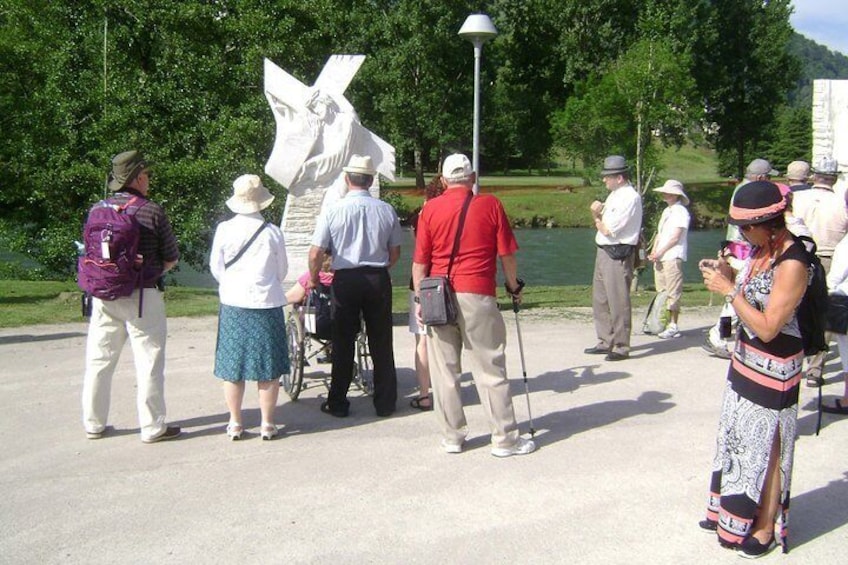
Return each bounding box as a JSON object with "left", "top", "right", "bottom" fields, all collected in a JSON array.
[{"left": 774, "top": 236, "right": 814, "bottom": 267}]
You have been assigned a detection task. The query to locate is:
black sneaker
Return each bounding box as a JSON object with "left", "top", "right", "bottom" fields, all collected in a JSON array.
[{"left": 142, "top": 426, "right": 182, "bottom": 443}]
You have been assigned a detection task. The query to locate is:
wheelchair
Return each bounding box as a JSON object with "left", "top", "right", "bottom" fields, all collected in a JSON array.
[{"left": 279, "top": 287, "right": 373, "bottom": 400}]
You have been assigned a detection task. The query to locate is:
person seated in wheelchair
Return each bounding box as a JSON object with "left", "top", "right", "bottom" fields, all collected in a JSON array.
[
  {"left": 286, "top": 255, "right": 334, "bottom": 360},
  {"left": 286, "top": 255, "right": 334, "bottom": 306}
]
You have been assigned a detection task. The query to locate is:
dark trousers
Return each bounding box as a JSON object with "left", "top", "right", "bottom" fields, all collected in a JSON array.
[{"left": 328, "top": 267, "right": 397, "bottom": 413}]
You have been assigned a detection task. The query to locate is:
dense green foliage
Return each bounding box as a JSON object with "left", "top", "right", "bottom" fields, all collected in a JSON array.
[{"left": 1, "top": 0, "right": 844, "bottom": 279}]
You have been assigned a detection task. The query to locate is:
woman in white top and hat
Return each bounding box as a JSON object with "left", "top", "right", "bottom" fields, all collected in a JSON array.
[
  {"left": 210, "top": 174, "right": 289, "bottom": 440},
  {"left": 648, "top": 179, "right": 691, "bottom": 338}
]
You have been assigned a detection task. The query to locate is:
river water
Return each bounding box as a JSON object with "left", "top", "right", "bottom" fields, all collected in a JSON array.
[{"left": 175, "top": 228, "right": 724, "bottom": 288}]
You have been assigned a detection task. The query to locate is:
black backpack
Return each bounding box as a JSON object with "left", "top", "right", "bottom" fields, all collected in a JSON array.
[{"left": 791, "top": 235, "right": 828, "bottom": 356}]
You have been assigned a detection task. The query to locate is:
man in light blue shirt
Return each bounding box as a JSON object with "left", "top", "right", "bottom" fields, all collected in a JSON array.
[{"left": 309, "top": 154, "right": 402, "bottom": 417}]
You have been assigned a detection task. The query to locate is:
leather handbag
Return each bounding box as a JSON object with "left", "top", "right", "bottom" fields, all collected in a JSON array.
[{"left": 419, "top": 192, "right": 473, "bottom": 326}]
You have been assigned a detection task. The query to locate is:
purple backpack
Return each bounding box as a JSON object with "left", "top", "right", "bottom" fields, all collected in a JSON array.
[{"left": 78, "top": 196, "right": 146, "bottom": 301}]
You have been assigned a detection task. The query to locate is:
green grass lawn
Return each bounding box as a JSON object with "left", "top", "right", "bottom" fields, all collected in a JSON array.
[
  {"left": 0, "top": 280, "right": 717, "bottom": 328},
  {"left": 390, "top": 142, "right": 730, "bottom": 228}
]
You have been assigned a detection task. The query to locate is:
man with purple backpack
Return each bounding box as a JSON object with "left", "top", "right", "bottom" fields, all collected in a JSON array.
[{"left": 80, "top": 150, "right": 181, "bottom": 443}]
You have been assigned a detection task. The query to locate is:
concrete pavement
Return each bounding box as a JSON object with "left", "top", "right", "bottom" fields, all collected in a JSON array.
[{"left": 1, "top": 307, "right": 847, "bottom": 564}]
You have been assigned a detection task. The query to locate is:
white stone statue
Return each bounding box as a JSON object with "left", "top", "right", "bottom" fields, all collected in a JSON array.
[
  {"left": 812, "top": 79, "right": 847, "bottom": 191},
  {"left": 263, "top": 56, "right": 395, "bottom": 281}
]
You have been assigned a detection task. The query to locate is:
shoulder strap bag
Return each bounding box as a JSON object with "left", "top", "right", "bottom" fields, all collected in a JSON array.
[
  {"left": 225, "top": 222, "right": 269, "bottom": 270},
  {"left": 419, "top": 191, "right": 473, "bottom": 326}
]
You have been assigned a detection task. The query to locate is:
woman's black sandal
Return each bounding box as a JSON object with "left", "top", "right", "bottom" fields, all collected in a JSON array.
[{"left": 410, "top": 395, "right": 433, "bottom": 411}]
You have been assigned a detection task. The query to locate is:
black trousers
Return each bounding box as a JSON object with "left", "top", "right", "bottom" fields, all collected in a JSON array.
[{"left": 328, "top": 267, "right": 397, "bottom": 413}]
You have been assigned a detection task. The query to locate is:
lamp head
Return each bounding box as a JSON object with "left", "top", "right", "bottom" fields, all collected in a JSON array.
[{"left": 458, "top": 13, "right": 497, "bottom": 47}]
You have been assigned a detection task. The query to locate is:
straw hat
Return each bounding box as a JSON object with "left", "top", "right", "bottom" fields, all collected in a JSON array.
[
  {"left": 343, "top": 154, "right": 376, "bottom": 176},
  {"left": 226, "top": 174, "right": 274, "bottom": 214},
  {"left": 653, "top": 179, "right": 689, "bottom": 206}
]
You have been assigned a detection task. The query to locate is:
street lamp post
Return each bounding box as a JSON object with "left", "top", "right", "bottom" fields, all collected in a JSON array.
[{"left": 458, "top": 13, "right": 497, "bottom": 194}]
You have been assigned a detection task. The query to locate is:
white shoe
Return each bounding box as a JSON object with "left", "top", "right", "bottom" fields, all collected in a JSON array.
[
  {"left": 658, "top": 324, "right": 680, "bottom": 339},
  {"left": 260, "top": 423, "right": 278, "bottom": 441},
  {"left": 440, "top": 439, "right": 463, "bottom": 454},
  {"left": 226, "top": 422, "right": 243, "bottom": 441},
  {"left": 491, "top": 437, "right": 536, "bottom": 457}
]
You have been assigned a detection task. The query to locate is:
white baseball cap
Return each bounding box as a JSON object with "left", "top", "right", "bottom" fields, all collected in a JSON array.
[{"left": 442, "top": 153, "right": 474, "bottom": 182}]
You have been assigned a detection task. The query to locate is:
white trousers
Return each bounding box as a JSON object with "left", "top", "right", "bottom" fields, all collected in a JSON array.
[
  {"left": 426, "top": 293, "right": 520, "bottom": 449},
  {"left": 81, "top": 289, "right": 168, "bottom": 440}
]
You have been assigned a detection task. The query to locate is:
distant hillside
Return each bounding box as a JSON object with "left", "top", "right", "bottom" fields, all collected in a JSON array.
[{"left": 788, "top": 32, "right": 848, "bottom": 107}]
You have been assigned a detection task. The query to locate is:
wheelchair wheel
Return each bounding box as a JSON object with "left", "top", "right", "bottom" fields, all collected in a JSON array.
[
  {"left": 280, "top": 310, "right": 305, "bottom": 400},
  {"left": 353, "top": 326, "right": 374, "bottom": 395}
]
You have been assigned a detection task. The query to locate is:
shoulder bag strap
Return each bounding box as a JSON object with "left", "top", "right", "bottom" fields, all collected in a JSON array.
[
  {"left": 225, "top": 222, "right": 269, "bottom": 269},
  {"left": 446, "top": 191, "right": 474, "bottom": 280}
]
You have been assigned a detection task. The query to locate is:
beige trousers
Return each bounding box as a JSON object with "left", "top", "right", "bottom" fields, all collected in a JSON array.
[
  {"left": 426, "top": 293, "right": 520, "bottom": 449},
  {"left": 81, "top": 289, "right": 169, "bottom": 440},
  {"left": 592, "top": 248, "right": 635, "bottom": 354}
]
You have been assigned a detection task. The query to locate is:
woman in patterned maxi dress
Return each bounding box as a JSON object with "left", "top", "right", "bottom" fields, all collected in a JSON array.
[{"left": 699, "top": 181, "right": 809, "bottom": 558}]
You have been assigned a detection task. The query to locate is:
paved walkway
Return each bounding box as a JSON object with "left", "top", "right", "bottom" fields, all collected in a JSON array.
[{"left": 1, "top": 308, "right": 847, "bottom": 564}]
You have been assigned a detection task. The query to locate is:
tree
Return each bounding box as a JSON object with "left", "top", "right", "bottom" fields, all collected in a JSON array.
[
  {"left": 762, "top": 104, "right": 812, "bottom": 169},
  {"left": 550, "top": 76, "right": 634, "bottom": 170},
  {"left": 607, "top": 38, "right": 697, "bottom": 190},
  {"left": 0, "top": 0, "right": 340, "bottom": 275},
  {"left": 341, "top": 0, "right": 473, "bottom": 188},
  {"left": 689, "top": 0, "right": 798, "bottom": 178}
]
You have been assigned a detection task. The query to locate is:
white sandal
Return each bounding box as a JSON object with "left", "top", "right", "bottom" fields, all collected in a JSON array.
[
  {"left": 226, "top": 422, "right": 243, "bottom": 441},
  {"left": 260, "top": 423, "right": 278, "bottom": 441}
]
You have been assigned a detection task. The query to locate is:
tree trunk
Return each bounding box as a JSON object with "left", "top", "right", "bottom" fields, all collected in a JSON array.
[
  {"left": 414, "top": 145, "right": 425, "bottom": 189},
  {"left": 635, "top": 101, "right": 643, "bottom": 192}
]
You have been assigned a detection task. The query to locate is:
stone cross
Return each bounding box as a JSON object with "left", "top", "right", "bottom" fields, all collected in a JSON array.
[{"left": 263, "top": 56, "right": 395, "bottom": 281}]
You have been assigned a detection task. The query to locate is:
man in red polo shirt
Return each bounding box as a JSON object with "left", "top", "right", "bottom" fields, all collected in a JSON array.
[{"left": 412, "top": 153, "right": 535, "bottom": 457}]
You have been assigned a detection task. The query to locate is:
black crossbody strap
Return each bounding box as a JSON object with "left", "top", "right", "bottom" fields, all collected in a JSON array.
[
  {"left": 225, "top": 222, "right": 269, "bottom": 269},
  {"left": 447, "top": 191, "right": 474, "bottom": 280}
]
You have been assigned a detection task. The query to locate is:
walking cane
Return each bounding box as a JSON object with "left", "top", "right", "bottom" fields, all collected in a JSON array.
[{"left": 508, "top": 279, "right": 535, "bottom": 438}]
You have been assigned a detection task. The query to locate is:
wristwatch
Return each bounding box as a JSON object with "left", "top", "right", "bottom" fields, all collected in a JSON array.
[
  {"left": 725, "top": 288, "right": 739, "bottom": 303},
  {"left": 413, "top": 295, "right": 420, "bottom": 304}
]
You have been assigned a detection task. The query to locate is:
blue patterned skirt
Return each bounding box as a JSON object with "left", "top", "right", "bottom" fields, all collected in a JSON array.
[{"left": 215, "top": 305, "right": 290, "bottom": 382}]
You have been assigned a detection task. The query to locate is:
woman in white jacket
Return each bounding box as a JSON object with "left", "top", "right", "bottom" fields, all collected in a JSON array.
[{"left": 210, "top": 174, "right": 289, "bottom": 440}]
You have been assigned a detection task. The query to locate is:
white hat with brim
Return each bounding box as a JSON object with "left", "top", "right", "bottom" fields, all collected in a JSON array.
[
  {"left": 653, "top": 179, "right": 689, "bottom": 206},
  {"left": 226, "top": 174, "right": 275, "bottom": 214},
  {"left": 343, "top": 154, "right": 377, "bottom": 176}
]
